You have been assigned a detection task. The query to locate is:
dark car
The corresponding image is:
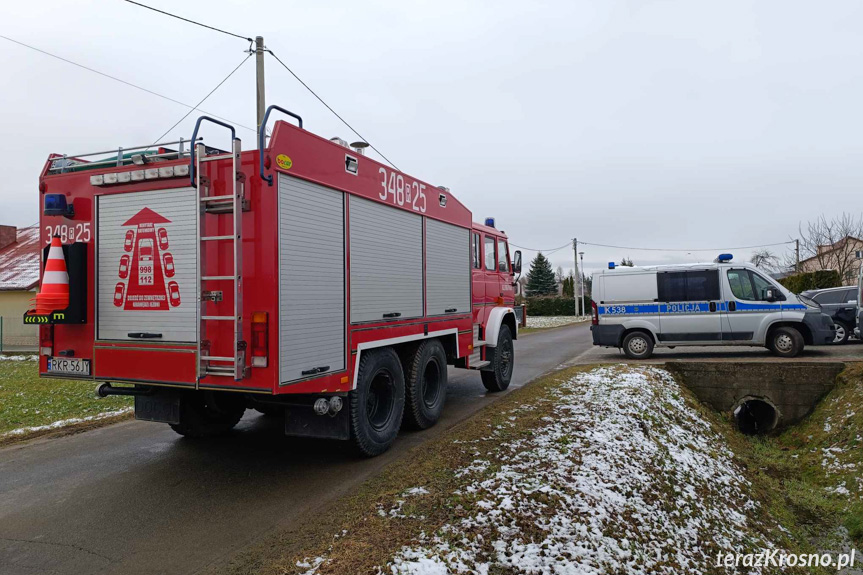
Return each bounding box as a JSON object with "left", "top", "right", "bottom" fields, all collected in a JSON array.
[{"left": 801, "top": 287, "right": 858, "bottom": 344}]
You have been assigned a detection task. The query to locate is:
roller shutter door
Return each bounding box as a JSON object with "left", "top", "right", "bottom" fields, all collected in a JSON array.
[
  {"left": 97, "top": 188, "right": 198, "bottom": 342},
  {"left": 279, "top": 175, "right": 346, "bottom": 383},
  {"left": 425, "top": 219, "right": 470, "bottom": 316},
  {"left": 349, "top": 197, "right": 423, "bottom": 323}
]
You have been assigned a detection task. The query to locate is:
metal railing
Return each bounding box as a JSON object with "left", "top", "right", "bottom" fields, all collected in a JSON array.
[{"left": 47, "top": 138, "right": 202, "bottom": 174}]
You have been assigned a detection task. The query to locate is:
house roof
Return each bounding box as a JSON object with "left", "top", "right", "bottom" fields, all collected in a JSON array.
[
  {"left": 799, "top": 235, "right": 863, "bottom": 265},
  {"left": 0, "top": 225, "right": 41, "bottom": 291}
]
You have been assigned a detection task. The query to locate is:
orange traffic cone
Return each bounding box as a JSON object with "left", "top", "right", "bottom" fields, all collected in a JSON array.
[{"left": 36, "top": 236, "right": 69, "bottom": 314}]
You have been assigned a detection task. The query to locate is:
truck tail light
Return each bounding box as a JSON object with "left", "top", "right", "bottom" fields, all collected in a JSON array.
[
  {"left": 591, "top": 301, "right": 599, "bottom": 325},
  {"left": 251, "top": 312, "right": 268, "bottom": 367},
  {"left": 40, "top": 324, "right": 54, "bottom": 356}
]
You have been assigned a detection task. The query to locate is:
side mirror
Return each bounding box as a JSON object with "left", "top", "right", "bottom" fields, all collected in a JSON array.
[
  {"left": 512, "top": 250, "right": 522, "bottom": 274},
  {"left": 764, "top": 288, "right": 777, "bottom": 302}
]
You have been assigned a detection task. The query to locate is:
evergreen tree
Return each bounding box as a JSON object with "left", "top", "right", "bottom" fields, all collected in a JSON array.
[
  {"left": 620, "top": 257, "right": 634, "bottom": 267},
  {"left": 562, "top": 272, "right": 575, "bottom": 298},
  {"left": 526, "top": 252, "right": 558, "bottom": 295}
]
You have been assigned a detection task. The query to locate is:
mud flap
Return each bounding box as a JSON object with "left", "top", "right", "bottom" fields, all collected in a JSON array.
[
  {"left": 135, "top": 392, "right": 181, "bottom": 424},
  {"left": 284, "top": 402, "right": 350, "bottom": 440}
]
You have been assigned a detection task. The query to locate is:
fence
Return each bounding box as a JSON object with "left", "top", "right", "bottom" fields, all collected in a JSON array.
[{"left": 0, "top": 317, "right": 38, "bottom": 352}]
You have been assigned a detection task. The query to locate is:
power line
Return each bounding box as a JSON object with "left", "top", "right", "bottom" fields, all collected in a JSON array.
[
  {"left": 508, "top": 241, "right": 571, "bottom": 254},
  {"left": 150, "top": 53, "right": 252, "bottom": 146},
  {"left": 122, "top": 0, "right": 252, "bottom": 42},
  {"left": 0, "top": 34, "right": 257, "bottom": 135},
  {"left": 578, "top": 240, "right": 796, "bottom": 252},
  {"left": 266, "top": 49, "right": 401, "bottom": 171}
]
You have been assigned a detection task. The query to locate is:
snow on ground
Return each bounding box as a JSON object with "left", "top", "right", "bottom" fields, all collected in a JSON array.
[
  {"left": 0, "top": 407, "right": 132, "bottom": 438},
  {"left": 524, "top": 316, "right": 583, "bottom": 329},
  {"left": 0, "top": 355, "right": 38, "bottom": 361},
  {"left": 384, "top": 366, "right": 777, "bottom": 574}
]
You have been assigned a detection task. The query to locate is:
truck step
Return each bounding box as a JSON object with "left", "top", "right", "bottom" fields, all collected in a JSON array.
[
  {"left": 469, "top": 360, "right": 491, "bottom": 370},
  {"left": 473, "top": 339, "right": 486, "bottom": 347}
]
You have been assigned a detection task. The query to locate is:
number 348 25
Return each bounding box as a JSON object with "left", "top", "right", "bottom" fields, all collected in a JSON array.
[
  {"left": 45, "top": 223, "right": 91, "bottom": 244},
  {"left": 378, "top": 167, "right": 426, "bottom": 213}
]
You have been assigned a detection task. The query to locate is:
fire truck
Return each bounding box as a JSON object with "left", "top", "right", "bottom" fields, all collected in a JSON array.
[{"left": 28, "top": 108, "right": 522, "bottom": 456}]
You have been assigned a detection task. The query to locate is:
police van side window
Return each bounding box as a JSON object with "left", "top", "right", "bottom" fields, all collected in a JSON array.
[
  {"left": 727, "top": 269, "right": 756, "bottom": 300},
  {"left": 750, "top": 272, "right": 774, "bottom": 300},
  {"left": 657, "top": 270, "right": 720, "bottom": 301}
]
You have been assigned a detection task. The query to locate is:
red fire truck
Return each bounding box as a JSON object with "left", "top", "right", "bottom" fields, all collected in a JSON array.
[{"left": 28, "top": 107, "right": 522, "bottom": 456}]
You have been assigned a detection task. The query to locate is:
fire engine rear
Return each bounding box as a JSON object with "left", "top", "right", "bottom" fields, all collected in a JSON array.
[{"left": 29, "top": 107, "right": 522, "bottom": 456}]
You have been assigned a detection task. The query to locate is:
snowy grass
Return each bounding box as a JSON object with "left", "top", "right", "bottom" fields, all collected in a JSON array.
[
  {"left": 273, "top": 365, "right": 803, "bottom": 575},
  {"left": 0, "top": 358, "right": 131, "bottom": 438},
  {"left": 524, "top": 316, "right": 584, "bottom": 330}
]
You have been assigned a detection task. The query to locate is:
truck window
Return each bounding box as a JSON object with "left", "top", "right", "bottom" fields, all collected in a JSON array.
[
  {"left": 484, "top": 236, "right": 496, "bottom": 271},
  {"left": 727, "top": 269, "right": 756, "bottom": 300},
  {"left": 472, "top": 233, "right": 481, "bottom": 269},
  {"left": 497, "top": 239, "right": 509, "bottom": 272}
]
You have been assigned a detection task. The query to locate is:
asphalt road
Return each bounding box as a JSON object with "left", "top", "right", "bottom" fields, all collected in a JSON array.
[{"left": 0, "top": 322, "right": 593, "bottom": 575}]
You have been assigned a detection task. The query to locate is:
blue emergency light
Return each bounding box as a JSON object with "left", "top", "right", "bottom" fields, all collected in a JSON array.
[
  {"left": 716, "top": 253, "right": 733, "bottom": 263},
  {"left": 44, "top": 194, "right": 74, "bottom": 217},
  {"left": 484, "top": 217, "right": 495, "bottom": 228},
  {"left": 608, "top": 262, "right": 616, "bottom": 269}
]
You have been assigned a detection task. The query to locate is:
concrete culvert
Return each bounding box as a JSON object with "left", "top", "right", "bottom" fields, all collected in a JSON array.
[{"left": 734, "top": 398, "right": 779, "bottom": 435}]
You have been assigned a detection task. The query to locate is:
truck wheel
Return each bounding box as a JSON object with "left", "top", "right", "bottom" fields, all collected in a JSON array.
[
  {"left": 481, "top": 325, "right": 514, "bottom": 392},
  {"left": 769, "top": 326, "right": 804, "bottom": 358},
  {"left": 833, "top": 321, "right": 850, "bottom": 345},
  {"left": 350, "top": 348, "right": 405, "bottom": 456},
  {"left": 170, "top": 392, "right": 245, "bottom": 438},
  {"left": 403, "top": 339, "right": 448, "bottom": 430},
  {"left": 622, "top": 331, "right": 654, "bottom": 359}
]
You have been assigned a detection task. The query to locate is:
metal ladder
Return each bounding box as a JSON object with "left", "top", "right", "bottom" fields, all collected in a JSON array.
[
  {"left": 190, "top": 117, "right": 245, "bottom": 381},
  {"left": 469, "top": 323, "right": 490, "bottom": 369}
]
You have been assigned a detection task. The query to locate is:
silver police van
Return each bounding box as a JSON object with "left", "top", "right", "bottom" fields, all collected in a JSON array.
[{"left": 590, "top": 254, "right": 836, "bottom": 359}]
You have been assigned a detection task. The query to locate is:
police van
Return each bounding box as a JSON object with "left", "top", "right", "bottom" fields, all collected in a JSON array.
[{"left": 590, "top": 255, "right": 836, "bottom": 359}]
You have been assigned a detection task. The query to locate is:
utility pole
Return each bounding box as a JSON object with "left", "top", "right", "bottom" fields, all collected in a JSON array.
[
  {"left": 795, "top": 239, "right": 800, "bottom": 274},
  {"left": 572, "top": 238, "right": 579, "bottom": 318},
  {"left": 255, "top": 36, "right": 266, "bottom": 139},
  {"left": 579, "top": 251, "right": 585, "bottom": 321}
]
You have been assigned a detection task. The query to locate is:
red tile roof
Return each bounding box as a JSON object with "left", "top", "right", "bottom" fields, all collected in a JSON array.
[{"left": 0, "top": 225, "right": 40, "bottom": 291}]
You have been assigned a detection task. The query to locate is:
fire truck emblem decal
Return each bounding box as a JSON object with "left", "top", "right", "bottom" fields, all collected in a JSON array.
[{"left": 113, "top": 207, "right": 179, "bottom": 310}]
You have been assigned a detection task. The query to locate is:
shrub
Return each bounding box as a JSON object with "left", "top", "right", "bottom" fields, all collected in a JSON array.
[
  {"left": 778, "top": 270, "right": 842, "bottom": 293},
  {"left": 526, "top": 295, "right": 594, "bottom": 316}
]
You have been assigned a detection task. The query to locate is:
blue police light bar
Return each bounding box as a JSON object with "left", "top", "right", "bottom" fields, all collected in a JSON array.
[
  {"left": 484, "top": 217, "right": 495, "bottom": 228},
  {"left": 716, "top": 253, "right": 733, "bottom": 263},
  {"left": 44, "top": 194, "right": 73, "bottom": 217},
  {"left": 608, "top": 262, "right": 616, "bottom": 269}
]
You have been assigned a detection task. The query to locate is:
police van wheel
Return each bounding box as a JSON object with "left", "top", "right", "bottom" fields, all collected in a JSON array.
[
  {"left": 481, "top": 325, "right": 515, "bottom": 392},
  {"left": 622, "top": 331, "right": 654, "bottom": 359},
  {"left": 403, "top": 339, "right": 448, "bottom": 430},
  {"left": 769, "top": 327, "right": 804, "bottom": 358},
  {"left": 350, "top": 348, "right": 405, "bottom": 457}
]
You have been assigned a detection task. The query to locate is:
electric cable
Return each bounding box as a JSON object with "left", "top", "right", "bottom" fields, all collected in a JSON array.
[
  {"left": 266, "top": 49, "right": 401, "bottom": 171},
  {"left": 149, "top": 53, "right": 252, "bottom": 146},
  {"left": 122, "top": 0, "right": 253, "bottom": 42},
  {"left": 0, "top": 34, "right": 257, "bottom": 134}
]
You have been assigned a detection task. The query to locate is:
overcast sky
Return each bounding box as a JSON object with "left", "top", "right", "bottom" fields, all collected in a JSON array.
[{"left": 2, "top": 0, "right": 861, "bottom": 276}]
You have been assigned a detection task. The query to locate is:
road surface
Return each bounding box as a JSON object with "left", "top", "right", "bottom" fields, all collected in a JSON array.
[{"left": 0, "top": 322, "right": 592, "bottom": 575}]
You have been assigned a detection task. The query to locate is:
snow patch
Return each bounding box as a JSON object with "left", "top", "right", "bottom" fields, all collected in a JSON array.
[
  {"left": 1, "top": 407, "right": 132, "bottom": 437},
  {"left": 525, "top": 316, "right": 583, "bottom": 329}
]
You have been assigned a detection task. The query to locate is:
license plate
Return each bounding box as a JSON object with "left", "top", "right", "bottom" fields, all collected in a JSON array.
[{"left": 47, "top": 357, "right": 91, "bottom": 375}]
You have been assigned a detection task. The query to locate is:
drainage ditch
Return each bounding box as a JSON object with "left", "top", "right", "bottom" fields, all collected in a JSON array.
[{"left": 665, "top": 361, "right": 844, "bottom": 435}]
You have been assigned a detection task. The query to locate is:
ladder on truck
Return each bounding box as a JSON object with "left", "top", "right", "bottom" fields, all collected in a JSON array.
[{"left": 190, "top": 117, "right": 245, "bottom": 381}]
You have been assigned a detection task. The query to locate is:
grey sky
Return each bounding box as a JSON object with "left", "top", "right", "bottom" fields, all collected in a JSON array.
[{"left": 2, "top": 0, "right": 861, "bottom": 277}]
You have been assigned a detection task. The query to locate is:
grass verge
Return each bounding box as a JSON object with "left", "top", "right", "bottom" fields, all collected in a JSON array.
[
  {"left": 0, "top": 358, "right": 132, "bottom": 445},
  {"left": 215, "top": 364, "right": 824, "bottom": 575}
]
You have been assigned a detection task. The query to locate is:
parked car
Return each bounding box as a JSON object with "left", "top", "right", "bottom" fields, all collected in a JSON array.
[{"left": 801, "top": 286, "right": 858, "bottom": 344}]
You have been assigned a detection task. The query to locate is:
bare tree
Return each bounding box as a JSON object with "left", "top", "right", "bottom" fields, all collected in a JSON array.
[
  {"left": 555, "top": 266, "right": 565, "bottom": 284},
  {"left": 750, "top": 249, "right": 779, "bottom": 272},
  {"left": 788, "top": 213, "right": 863, "bottom": 284},
  {"left": 620, "top": 257, "right": 634, "bottom": 267}
]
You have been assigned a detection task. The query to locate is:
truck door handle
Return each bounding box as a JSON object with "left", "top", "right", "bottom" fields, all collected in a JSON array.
[
  {"left": 128, "top": 332, "right": 163, "bottom": 339},
  {"left": 728, "top": 301, "right": 737, "bottom": 312},
  {"left": 444, "top": 308, "right": 457, "bottom": 313},
  {"left": 382, "top": 312, "right": 402, "bottom": 318},
  {"left": 301, "top": 366, "right": 330, "bottom": 376},
  {"left": 709, "top": 302, "right": 717, "bottom": 312}
]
